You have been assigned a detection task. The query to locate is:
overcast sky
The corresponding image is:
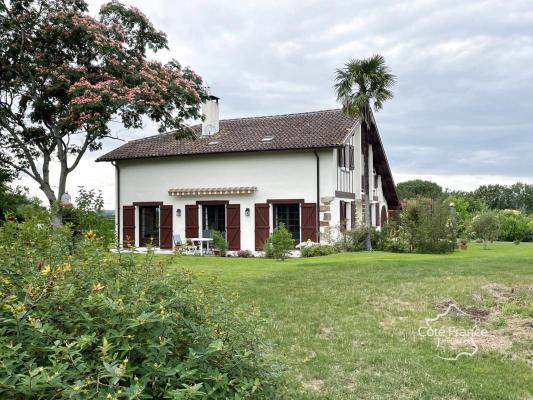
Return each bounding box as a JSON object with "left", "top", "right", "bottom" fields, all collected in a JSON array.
[{"left": 17, "top": 0, "right": 533, "bottom": 208}]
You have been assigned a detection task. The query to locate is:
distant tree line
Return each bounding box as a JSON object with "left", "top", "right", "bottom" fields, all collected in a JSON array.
[{"left": 397, "top": 179, "right": 533, "bottom": 213}]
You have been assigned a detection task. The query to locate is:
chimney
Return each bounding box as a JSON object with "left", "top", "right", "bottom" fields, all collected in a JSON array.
[{"left": 201, "top": 95, "right": 219, "bottom": 136}]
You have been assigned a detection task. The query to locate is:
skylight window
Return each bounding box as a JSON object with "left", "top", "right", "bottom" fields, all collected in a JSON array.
[{"left": 261, "top": 135, "right": 274, "bottom": 142}]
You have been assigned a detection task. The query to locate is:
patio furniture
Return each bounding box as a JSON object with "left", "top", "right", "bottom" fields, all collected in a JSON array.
[
  {"left": 191, "top": 238, "right": 213, "bottom": 256},
  {"left": 183, "top": 239, "right": 200, "bottom": 256}
]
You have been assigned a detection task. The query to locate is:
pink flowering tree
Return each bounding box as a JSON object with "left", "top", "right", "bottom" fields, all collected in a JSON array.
[{"left": 0, "top": 0, "right": 208, "bottom": 225}]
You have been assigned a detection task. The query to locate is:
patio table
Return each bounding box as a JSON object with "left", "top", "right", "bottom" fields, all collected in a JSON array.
[{"left": 191, "top": 238, "right": 213, "bottom": 256}]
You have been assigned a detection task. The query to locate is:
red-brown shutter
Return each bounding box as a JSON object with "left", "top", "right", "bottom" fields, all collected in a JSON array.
[
  {"left": 351, "top": 201, "right": 357, "bottom": 229},
  {"left": 349, "top": 145, "right": 355, "bottom": 170},
  {"left": 185, "top": 205, "right": 199, "bottom": 238},
  {"left": 375, "top": 204, "right": 380, "bottom": 227},
  {"left": 226, "top": 204, "right": 241, "bottom": 251},
  {"left": 159, "top": 205, "right": 173, "bottom": 249},
  {"left": 339, "top": 200, "right": 346, "bottom": 231},
  {"left": 255, "top": 203, "right": 270, "bottom": 251},
  {"left": 381, "top": 205, "right": 387, "bottom": 227},
  {"left": 122, "top": 205, "right": 135, "bottom": 248},
  {"left": 301, "top": 203, "right": 317, "bottom": 243}
]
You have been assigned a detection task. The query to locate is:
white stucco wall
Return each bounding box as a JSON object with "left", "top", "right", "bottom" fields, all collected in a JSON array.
[{"left": 117, "top": 149, "right": 333, "bottom": 251}]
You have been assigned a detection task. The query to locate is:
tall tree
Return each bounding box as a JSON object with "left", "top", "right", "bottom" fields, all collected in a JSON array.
[
  {"left": 334, "top": 54, "right": 396, "bottom": 250},
  {"left": 396, "top": 179, "right": 443, "bottom": 200},
  {"left": 0, "top": 0, "right": 207, "bottom": 225}
]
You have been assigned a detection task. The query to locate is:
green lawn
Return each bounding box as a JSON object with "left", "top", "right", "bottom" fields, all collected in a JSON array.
[{"left": 168, "top": 243, "right": 533, "bottom": 399}]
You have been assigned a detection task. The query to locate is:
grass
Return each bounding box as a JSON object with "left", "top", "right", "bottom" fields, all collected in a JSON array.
[{"left": 167, "top": 243, "right": 533, "bottom": 399}]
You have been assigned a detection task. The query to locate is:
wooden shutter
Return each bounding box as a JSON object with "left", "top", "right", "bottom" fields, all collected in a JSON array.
[
  {"left": 381, "top": 206, "right": 387, "bottom": 227},
  {"left": 255, "top": 203, "right": 270, "bottom": 251},
  {"left": 226, "top": 204, "right": 241, "bottom": 251},
  {"left": 122, "top": 205, "right": 135, "bottom": 248},
  {"left": 375, "top": 204, "right": 380, "bottom": 227},
  {"left": 185, "top": 205, "right": 199, "bottom": 238},
  {"left": 159, "top": 205, "right": 173, "bottom": 249},
  {"left": 337, "top": 147, "right": 344, "bottom": 167},
  {"left": 349, "top": 145, "right": 355, "bottom": 170},
  {"left": 301, "top": 203, "right": 317, "bottom": 243},
  {"left": 340, "top": 200, "right": 346, "bottom": 231},
  {"left": 351, "top": 201, "right": 357, "bottom": 229}
]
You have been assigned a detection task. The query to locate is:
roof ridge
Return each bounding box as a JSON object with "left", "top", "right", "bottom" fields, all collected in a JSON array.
[{"left": 219, "top": 108, "right": 343, "bottom": 122}]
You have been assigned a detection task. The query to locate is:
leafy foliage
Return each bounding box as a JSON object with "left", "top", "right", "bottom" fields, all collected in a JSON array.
[
  {"left": 61, "top": 187, "right": 115, "bottom": 247},
  {"left": 300, "top": 244, "right": 337, "bottom": 258},
  {"left": 381, "top": 200, "right": 456, "bottom": 253},
  {"left": 334, "top": 54, "right": 396, "bottom": 121},
  {"left": 396, "top": 179, "right": 443, "bottom": 200},
  {"left": 211, "top": 230, "right": 227, "bottom": 257},
  {"left": 335, "top": 227, "right": 381, "bottom": 252},
  {"left": 470, "top": 210, "right": 500, "bottom": 249},
  {"left": 0, "top": 220, "right": 286, "bottom": 399},
  {"left": 497, "top": 210, "right": 528, "bottom": 242},
  {"left": 264, "top": 224, "right": 294, "bottom": 260},
  {"left": 0, "top": 0, "right": 207, "bottom": 214}
]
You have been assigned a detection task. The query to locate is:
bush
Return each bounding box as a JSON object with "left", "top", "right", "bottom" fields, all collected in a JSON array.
[
  {"left": 264, "top": 223, "right": 294, "bottom": 260},
  {"left": 381, "top": 201, "right": 456, "bottom": 254},
  {"left": 62, "top": 187, "right": 115, "bottom": 247},
  {"left": 237, "top": 249, "right": 254, "bottom": 258},
  {"left": 300, "top": 244, "right": 337, "bottom": 258},
  {"left": 335, "top": 226, "right": 381, "bottom": 252},
  {"left": 0, "top": 220, "right": 286, "bottom": 399},
  {"left": 497, "top": 209, "right": 528, "bottom": 242},
  {"left": 471, "top": 210, "right": 499, "bottom": 249},
  {"left": 211, "top": 230, "right": 227, "bottom": 256}
]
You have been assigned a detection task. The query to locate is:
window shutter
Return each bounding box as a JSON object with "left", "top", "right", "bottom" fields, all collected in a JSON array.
[
  {"left": 159, "top": 205, "right": 173, "bottom": 249},
  {"left": 375, "top": 203, "right": 380, "bottom": 227},
  {"left": 351, "top": 201, "right": 357, "bottom": 229},
  {"left": 340, "top": 200, "right": 346, "bottom": 231},
  {"left": 185, "top": 205, "right": 199, "bottom": 238},
  {"left": 122, "top": 205, "right": 135, "bottom": 248},
  {"left": 381, "top": 205, "right": 387, "bottom": 227},
  {"left": 300, "top": 203, "right": 317, "bottom": 243},
  {"left": 226, "top": 204, "right": 241, "bottom": 251},
  {"left": 254, "top": 203, "right": 270, "bottom": 251},
  {"left": 337, "top": 147, "right": 344, "bottom": 167},
  {"left": 349, "top": 145, "right": 355, "bottom": 170}
]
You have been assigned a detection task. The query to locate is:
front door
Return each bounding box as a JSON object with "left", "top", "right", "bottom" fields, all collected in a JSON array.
[{"left": 139, "top": 206, "right": 159, "bottom": 247}]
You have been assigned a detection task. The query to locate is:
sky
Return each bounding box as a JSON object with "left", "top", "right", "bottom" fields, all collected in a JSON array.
[{"left": 16, "top": 0, "right": 533, "bottom": 208}]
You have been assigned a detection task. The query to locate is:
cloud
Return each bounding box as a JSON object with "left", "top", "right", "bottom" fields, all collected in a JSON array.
[{"left": 14, "top": 0, "right": 533, "bottom": 208}]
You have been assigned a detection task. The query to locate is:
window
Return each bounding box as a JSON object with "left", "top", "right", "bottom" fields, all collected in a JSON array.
[
  {"left": 274, "top": 204, "right": 300, "bottom": 243},
  {"left": 374, "top": 173, "right": 379, "bottom": 189},
  {"left": 339, "top": 145, "right": 354, "bottom": 170}
]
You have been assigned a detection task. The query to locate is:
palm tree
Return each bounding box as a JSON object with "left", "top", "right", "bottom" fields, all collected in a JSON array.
[{"left": 334, "top": 55, "right": 396, "bottom": 250}]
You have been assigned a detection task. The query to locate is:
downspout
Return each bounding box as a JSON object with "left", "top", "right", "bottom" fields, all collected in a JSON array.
[
  {"left": 111, "top": 161, "right": 120, "bottom": 250},
  {"left": 314, "top": 150, "right": 320, "bottom": 242}
]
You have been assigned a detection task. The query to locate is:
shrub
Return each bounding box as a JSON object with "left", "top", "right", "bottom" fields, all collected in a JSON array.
[
  {"left": 335, "top": 227, "right": 380, "bottom": 252},
  {"left": 237, "top": 249, "right": 254, "bottom": 258},
  {"left": 381, "top": 201, "right": 456, "bottom": 254},
  {"left": 471, "top": 210, "right": 499, "bottom": 249},
  {"left": 300, "top": 244, "right": 337, "bottom": 258},
  {"left": 62, "top": 187, "right": 115, "bottom": 247},
  {"left": 497, "top": 209, "right": 528, "bottom": 242},
  {"left": 211, "top": 230, "right": 227, "bottom": 256},
  {"left": 264, "top": 223, "right": 294, "bottom": 260},
  {"left": 0, "top": 220, "right": 286, "bottom": 399}
]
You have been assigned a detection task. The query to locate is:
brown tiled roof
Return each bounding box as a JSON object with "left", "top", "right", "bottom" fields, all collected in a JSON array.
[{"left": 96, "top": 109, "right": 358, "bottom": 162}]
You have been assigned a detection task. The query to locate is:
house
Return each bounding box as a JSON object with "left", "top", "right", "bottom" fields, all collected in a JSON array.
[{"left": 97, "top": 97, "right": 399, "bottom": 252}]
